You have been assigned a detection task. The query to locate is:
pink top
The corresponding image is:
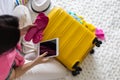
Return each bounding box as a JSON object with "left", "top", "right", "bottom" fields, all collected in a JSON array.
[{"left": 0, "top": 44, "right": 25, "bottom": 80}]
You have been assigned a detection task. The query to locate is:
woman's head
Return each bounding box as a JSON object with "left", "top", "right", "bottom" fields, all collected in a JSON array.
[{"left": 0, "top": 15, "right": 20, "bottom": 54}]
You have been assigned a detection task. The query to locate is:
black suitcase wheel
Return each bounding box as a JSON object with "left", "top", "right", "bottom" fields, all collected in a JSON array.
[
  {"left": 93, "top": 38, "right": 102, "bottom": 47},
  {"left": 75, "top": 67, "right": 82, "bottom": 71},
  {"left": 93, "top": 38, "right": 97, "bottom": 44},
  {"left": 72, "top": 62, "right": 79, "bottom": 69},
  {"left": 90, "top": 49, "right": 95, "bottom": 54},
  {"left": 72, "top": 70, "right": 80, "bottom": 76},
  {"left": 98, "top": 41, "right": 102, "bottom": 44},
  {"left": 72, "top": 62, "right": 82, "bottom": 76},
  {"left": 95, "top": 42, "right": 100, "bottom": 47},
  {"left": 73, "top": 62, "right": 82, "bottom": 71}
]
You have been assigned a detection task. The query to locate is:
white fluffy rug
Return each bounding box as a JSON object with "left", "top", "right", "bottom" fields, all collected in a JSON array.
[{"left": 53, "top": 0, "right": 120, "bottom": 80}]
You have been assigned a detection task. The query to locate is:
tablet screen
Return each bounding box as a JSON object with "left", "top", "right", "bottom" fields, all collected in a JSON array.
[{"left": 38, "top": 38, "right": 59, "bottom": 57}]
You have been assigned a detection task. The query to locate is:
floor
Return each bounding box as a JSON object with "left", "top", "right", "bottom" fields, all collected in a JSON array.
[{"left": 53, "top": 0, "right": 120, "bottom": 80}]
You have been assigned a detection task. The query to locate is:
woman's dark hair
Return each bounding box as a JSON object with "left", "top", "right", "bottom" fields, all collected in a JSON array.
[{"left": 0, "top": 15, "right": 20, "bottom": 54}]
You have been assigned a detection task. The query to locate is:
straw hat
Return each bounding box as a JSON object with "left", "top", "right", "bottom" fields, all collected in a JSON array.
[{"left": 13, "top": 5, "right": 32, "bottom": 29}]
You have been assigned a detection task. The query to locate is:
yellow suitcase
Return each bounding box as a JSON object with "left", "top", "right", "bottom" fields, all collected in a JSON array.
[{"left": 42, "top": 7, "right": 102, "bottom": 76}]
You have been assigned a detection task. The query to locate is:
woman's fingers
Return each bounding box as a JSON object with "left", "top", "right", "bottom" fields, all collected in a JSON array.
[
  {"left": 40, "top": 52, "right": 48, "bottom": 57},
  {"left": 33, "top": 52, "right": 50, "bottom": 65}
]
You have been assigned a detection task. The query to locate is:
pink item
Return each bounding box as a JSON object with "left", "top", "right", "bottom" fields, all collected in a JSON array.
[
  {"left": 24, "top": 26, "right": 38, "bottom": 41},
  {"left": 0, "top": 44, "right": 25, "bottom": 80},
  {"left": 24, "top": 12, "right": 49, "bottom": 44},
  {"left": 16, "top": 43, "right": 22, "bottom": 51},
  {"left": 95, "top": 28, "right": 105, "bottom": 40},
  {"left": 22, "top": 0, "right": 25, "bottom": 5},
  {"left": 33, "top": 30, "right": 43, "bottom": 43}
]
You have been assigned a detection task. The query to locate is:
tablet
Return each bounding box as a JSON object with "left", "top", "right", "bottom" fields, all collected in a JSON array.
[{"left": 38, "top": 38, "right": 59, "bottom": 57}]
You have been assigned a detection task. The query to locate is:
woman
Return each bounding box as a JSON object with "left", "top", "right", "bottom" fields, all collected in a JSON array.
[{"left": 0, "top": 15, "right": 49, "bottom": 80}]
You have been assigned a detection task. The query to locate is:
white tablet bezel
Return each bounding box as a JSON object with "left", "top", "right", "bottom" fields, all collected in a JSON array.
[{"left": 37, "top": 38, "right": 59, "bottom": 58}]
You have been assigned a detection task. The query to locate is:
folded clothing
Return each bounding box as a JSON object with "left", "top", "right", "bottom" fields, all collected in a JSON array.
[{"left": 24, "top": 12, "right": 49, "bottom": 44}]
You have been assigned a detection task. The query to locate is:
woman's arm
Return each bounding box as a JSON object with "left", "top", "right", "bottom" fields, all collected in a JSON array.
[{"left": 10, "top": 52, "right": 49, "bottom": 80}]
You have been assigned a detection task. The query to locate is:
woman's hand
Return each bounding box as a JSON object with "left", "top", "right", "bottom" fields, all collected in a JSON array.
[
  {"left": 33, "top": 52, "right": 50, "bottom": 65},
  {"left": 10, "top": 52, "right": 50, "bottom": 79}
]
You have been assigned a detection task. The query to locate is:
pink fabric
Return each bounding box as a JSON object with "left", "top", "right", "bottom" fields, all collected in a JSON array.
[
  {"left": 0, "top": 44, "right": 25, "bottom": 80},
  {"left": 33, "top": 30, "right": 43, "bottom": 43},
  {"left": 24, "top": 26, "right": 38, "bottom": 41},
  {"left": 95, "top": 28, "right": 105, "bottom": 40},
  {"left": 16, "top": 43, "right": 22, "bottom": 51},
  {"left": 15, "top": 52, "right": 25, "bottom": 66},
  {"left": 24, "top": 12, "right": 49, "bottom": 44}
]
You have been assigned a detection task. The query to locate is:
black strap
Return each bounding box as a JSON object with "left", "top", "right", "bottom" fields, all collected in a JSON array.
[{"left": 5, "top": 62, "right": 16, "bottom": 80}]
